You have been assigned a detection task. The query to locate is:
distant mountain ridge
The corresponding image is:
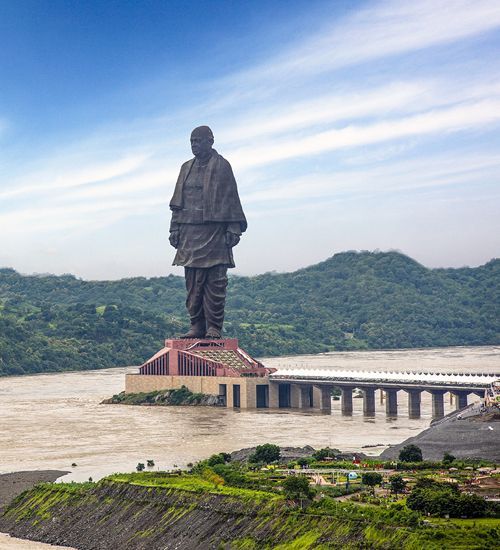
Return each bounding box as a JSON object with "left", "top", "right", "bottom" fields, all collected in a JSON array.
[{"left": 0, "top": 251, "right": 498, "bottom": 376}]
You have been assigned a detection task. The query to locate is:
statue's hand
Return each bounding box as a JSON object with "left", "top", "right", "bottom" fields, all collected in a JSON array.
[
  {"left": 225, "top": 231, "right": 240, "bottom": 248},
  {"left": 169, "top": 230, "right": 180, "bottom": 248}
]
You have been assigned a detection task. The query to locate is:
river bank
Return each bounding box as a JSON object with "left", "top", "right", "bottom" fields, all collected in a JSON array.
[
  {"left": 0, "top": 471, "right": 74, "bottom": 550},
  {"left": 381, "top": 405, "right": 500, "bottom": 461},
  {"left": 0, "top": 471, "right": 69, "bottom": 513},
  {"left": 1, "top": 467, "right": 498, "bottom": 549}
]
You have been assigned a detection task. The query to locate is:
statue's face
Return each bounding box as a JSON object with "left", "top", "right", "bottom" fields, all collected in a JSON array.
[{"left": 190, "top": 134, "right": 213, "bottom": 158}]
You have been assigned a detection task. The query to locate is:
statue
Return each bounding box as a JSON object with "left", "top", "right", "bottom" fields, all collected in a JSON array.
[{"left": 169, "top": 126, "right": 247, "bottom": 339}]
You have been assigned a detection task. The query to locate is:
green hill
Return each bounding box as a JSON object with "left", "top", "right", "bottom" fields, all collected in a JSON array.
[{"left": 0, "top": 251, "right": 498, "bottom": 376}]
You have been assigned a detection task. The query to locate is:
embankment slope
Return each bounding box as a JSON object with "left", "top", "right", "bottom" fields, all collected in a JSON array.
[
  {"left": 381, "top": 408, "right": 500, "bottom": 461},
  {"left": 1, "top": 476, "right": 498, "bottom": 549}
]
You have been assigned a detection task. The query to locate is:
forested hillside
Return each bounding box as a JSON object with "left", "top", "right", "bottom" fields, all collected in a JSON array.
[{"left": 0, "top": 251, "right": 498, "bottom": 376}]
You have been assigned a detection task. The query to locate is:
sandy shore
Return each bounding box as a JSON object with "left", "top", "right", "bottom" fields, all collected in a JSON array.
[{"left": 0, "top": 533, "right": 75, "bottom": 549}]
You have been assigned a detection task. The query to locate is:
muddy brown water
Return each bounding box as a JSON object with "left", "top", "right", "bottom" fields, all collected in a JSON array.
[{"left": 0, "top": 345, "right": 498, "bottom": 549}]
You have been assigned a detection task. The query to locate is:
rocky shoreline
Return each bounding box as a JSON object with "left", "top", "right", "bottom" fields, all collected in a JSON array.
[
  {"left": 381, "top": 406, "right": 500, "bottom": 461},
  {"left": 101, "top": 387, "right": 221, "bottom": 406}
]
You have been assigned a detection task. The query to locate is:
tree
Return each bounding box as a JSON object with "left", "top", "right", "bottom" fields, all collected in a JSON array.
[
  {"left": 362, "top": 472, "right": 383, "bottom": 495},
  {"left": 442, "top": 452, "right": 456, "bottom": 465},
  {"left": 282, "top": 475, "right": 315, "bottom": 505},
  {"left": 312, "top": 447, "right": 340, "bottom": 460},
  {"left": 136, "top": 463, "right": 145, "bottom": 472},
  {"left": 407, "top": 485, "right": 488, "bottom": 518},
  {"left": 389, "top": 474, "right": 406, "bottom": 497},
  {"left": 207, "top": 453, "right": 226, "bottom": 466},
  {"left": 249, "top": 444, "right": 280, "bottom": 464},
  {"left": 399, "top": 444, "right": 423, "bottom": 463}
]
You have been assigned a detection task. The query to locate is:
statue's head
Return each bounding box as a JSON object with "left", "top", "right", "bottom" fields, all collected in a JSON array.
[{"left": 190, "top": 126, "right": 214, "bottom": 159}]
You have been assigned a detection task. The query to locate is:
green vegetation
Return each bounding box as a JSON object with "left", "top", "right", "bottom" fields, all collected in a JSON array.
[
  {"left": 249, "top": 444, "right": 281, "bottom": 464},
  {"left": 399, "top": 444, "right": 423, "bottom": 463},
  {"left": 389, "top": 474, "right": 407, "bottom": 496},
  {"left": 442, "top": 452, "right": 456, "bottom": 465},
  {"left": 1, "top": 250, "right": 499, "bottom": 375},
  {"left": 282, "top": 475, "right": 316, "bottom": 503},
  {"left": 106, "top": 471, "right": 279, "bottom": 504},
  {"left": 104, "top": 386, "right": 215, "bottom": 406},
  {"left": 312, "top": 447, "right": 340, "bottom": 460},
  {"left": 361, "top": 472, "right": 383, "bottom": 494},
  {"left": 2, "top": 464, "right": 498, "bottom": 550},
  {"left": 406, "top": 479, "right": 494, "bottom": 518}
]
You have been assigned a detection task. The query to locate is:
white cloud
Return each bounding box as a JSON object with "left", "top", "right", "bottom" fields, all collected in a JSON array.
[
  {"left": 224, "top": 0, "right": 500, "bottom": 91},
  {"left": 242, "top": 152, "right": 500, "bottom": 204},
  {"left": 228, "top": 98, "right": 500, "bottom": 170},
  {"left": 0, "top": 153, "right": 152, "bottom": 200}
]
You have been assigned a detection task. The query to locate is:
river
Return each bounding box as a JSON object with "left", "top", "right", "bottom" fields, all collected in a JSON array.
[{"left": 0, "top": 345, "right": 498, "bottom": 549}]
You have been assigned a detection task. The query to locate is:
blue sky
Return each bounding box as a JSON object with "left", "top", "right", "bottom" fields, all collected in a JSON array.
[{"left": 1, "top": 0, "right": 499, "bottom": 279}]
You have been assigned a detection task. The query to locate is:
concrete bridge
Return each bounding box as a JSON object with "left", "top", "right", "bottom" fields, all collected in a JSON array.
[{"left": 269, "top": 368, "right": 499, "bottom": 418}]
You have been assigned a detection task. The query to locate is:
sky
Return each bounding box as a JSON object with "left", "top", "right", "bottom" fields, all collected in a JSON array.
[{"left": 1, "top": 0, "right": 499, "bottom": 280}]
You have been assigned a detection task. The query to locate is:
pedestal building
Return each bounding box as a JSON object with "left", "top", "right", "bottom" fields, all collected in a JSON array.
[{"left": 125, "top": 338, "right": 276, "bottom": 408}]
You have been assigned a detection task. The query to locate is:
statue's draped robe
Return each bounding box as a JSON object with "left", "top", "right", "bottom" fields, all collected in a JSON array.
[{"left": 169, "top": 150, "right": 246, "bottom": 331}]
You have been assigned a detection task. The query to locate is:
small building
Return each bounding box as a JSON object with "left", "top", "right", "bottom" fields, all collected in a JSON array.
[{"left": 125, "top": 338, "right": 278, "bottom": 408}]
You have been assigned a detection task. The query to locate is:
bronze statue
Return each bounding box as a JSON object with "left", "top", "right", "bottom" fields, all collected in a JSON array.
[{"left": 169, "top": 126, "right": 247, "bottom": 339}]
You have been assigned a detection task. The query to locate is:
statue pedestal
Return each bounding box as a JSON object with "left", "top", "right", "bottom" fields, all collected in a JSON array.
[
  {"left": 125, "top": 337, "right": 275, "bottom": 409},
  {"left": 138, "top": 337, "right": 272, "bottom": 377}
]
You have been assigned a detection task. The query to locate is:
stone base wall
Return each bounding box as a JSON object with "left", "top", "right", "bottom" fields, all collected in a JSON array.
[{"left": 125, "top": 373, "right": 278, "bottom": 409}]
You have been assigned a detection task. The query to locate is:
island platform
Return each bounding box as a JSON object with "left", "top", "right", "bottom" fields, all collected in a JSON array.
[{"left": 125, "top": 338, "right": 278, "bottom": 409}]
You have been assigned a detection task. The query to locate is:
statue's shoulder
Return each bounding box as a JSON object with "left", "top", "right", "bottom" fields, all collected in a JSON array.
[
  {"left": 180, "top": 158, "right": 195, "bottom": 170},
  {"left": 213, "top": 151, "right": 233, "bottom": 170}
]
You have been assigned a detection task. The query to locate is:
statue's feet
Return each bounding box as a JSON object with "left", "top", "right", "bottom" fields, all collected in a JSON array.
[
  {"left": 180, "top": 321, "right": 206, "bottom": 339},
  {"left": 205, "top": 326, "right": 222, "bottom": 339}
]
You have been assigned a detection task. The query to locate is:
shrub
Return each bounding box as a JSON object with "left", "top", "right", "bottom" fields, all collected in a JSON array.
[
  {"left": 399, "top": 444, "right": 423, "bottom": 462},
  {"left": 361, "top": 472, "right": 383, "bottom": 494},
  {"left": 407, "top": 484, "right": 488, "bottom": 518},
  {"left": 312, "top": 447, "right": 340, "bottom": 460},
  {"left": 249, "top": 444, "right": 280, "bottom": 464},
  {"left": 207, "top": 454, "right": 226, "bottom": 466},
  {"left": 442, "top": 452, "right": 456, "bottom": 465},
  {"left": 282, "top": 475, "right": 315, "bottom": 503},
  {"left": 389, "top": 474, "right": 406, "bottom": 496}
]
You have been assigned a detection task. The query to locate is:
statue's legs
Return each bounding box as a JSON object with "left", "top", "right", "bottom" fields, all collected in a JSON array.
[
  {"left": 203, "top": 265, "right": 228, "bottom": 336},
  {"left": 183, "top": 265, "right": 227, "bottom": 338},
  {"left": 183, "top": 267, "right": 206, "bottom": 337}
]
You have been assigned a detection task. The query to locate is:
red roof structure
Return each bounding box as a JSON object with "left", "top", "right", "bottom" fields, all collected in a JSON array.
[{"left": 139, "top": 338, "right": 275, "bottom": 378}]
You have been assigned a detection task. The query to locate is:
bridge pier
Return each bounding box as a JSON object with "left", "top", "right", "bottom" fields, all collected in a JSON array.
[
  {"left": 363, "top": 387, "right": 376, "bottom": 416},
  {"left": 341, "top": 386, "right": 354, "bottom": 415},
  {"left": 452, "top": 391, "right": 468, "bottom": 410},
  {"left": 289, "top": 384, "right": 301, "bottom": 408},
  {"left": 271, "top": 375, "right": 493, "bottom": 416},
  {"left": 407, "top": 389, "right": 422, "bottom": 418},
  {"left": 290, "top": 384, "right": 315, "bottom": 408},
  {"left": 268, "top": 383, "right": 280, "bottom": 408},
  {"left": 313, "top": 385, "right": 332, "bottom": 412},
  {"left": 384, "top": 388, "right": 398, "bottom": 416},
  {"left": 430, "top": 390, "right": 446, "bottom": 419},
  {"left": 299, "top": 385, "right": 313, "bottom": 408}
]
